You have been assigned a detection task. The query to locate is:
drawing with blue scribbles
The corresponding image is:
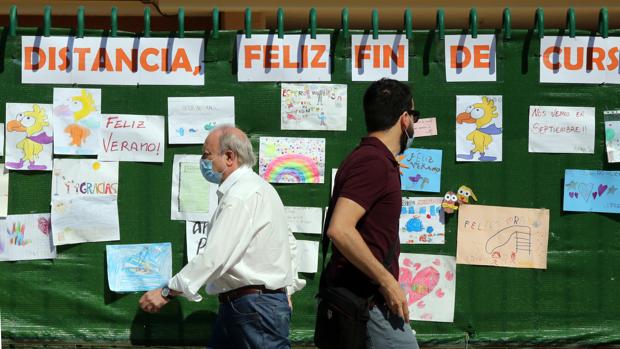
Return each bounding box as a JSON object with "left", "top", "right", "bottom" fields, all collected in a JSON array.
[
  {"left": 106, "top": 243, "right": 172, "bottom": 292},
  {"left": 399, "top": 197, "right": 446, "bottom": 244}
]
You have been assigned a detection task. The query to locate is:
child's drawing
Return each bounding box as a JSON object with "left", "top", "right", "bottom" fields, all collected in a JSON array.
[
  {"left": 457, "top": 204, "right": 549, "bottom": 269},
  {"left": 53, "top": 88, "right": 101, "bottom": 155},
  {"left": 456, "top": 95, "right": 503, "bottom": 161},
  {"left": 259, "top": 137, "right": 325, "bottom": 184},
  {"left": 397, "top": 148, "right": 442, "bottom": 192},
  {"left": 399, "top": 197, "right": 445, "bottom": 244},
  {"left": 106, "top": 243, "right": 172, "bottom": 292},
  {"left": 5, "top": 103, "right": 53, "bottom": 171},
  {"left": 168, "top": 97, "right": 235, "bottom": 144},
  {"left": 281, "top": 84, "right": 347, "bottom": 131},
  {"left": 0, "top": 214, "right": 56, "bottom": 261},
  {"left": 563, "top": 169, "right": 620, "bottom": 214},
  {"left": 398, "top": 253, "right": 456, "bottom": 322},
  {"left": 604, "top": 111, "right": 620, "bottom": 163}
]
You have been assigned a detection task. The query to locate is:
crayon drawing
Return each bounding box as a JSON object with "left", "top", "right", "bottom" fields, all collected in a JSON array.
[
  {"left": 281, "top": 84, "right": 347, "bottom": 131},
  {"left": 563, "top": 169, "right": 620, "bottom": 214},
  {"left": 456, "top": 204, "right": 550, "bottom": 269},
  {"left": 106, "top": 243, "right": 172, "bottom": 292},
  {"left": 399, "top": 197, "right": 445, "bottom": 244},
  {"left": 397, "top": 148, "right": 442, "bottom": 192},
  {"left": 0, "top": 165, "right": 7, "bottom": 217},
  {"left": 0, "top": 214, "right": 56, "bottom": 261},
  {"left": 168, "top": 97, "right": 235, "bottom": 144},
  {"left": 53, "top": 88, "right": 101, "bottom": 155},
  {"left": 5, "top": 103, "right": 54, "bottom": 171},
  {"left": 259, "top": 137, "right": 325, "bottom": 184},
  {"left": 604, "top": 111, "right": 620, "bottom": 163},
  {"left": 398, "top": 253, "right": 456, "bottom": 322},
  {"left": 51, "top": 196, "right": 120, "bottom": 246},
  {"left": 456, "top": 95, "right": 503, "bottom": 162}
]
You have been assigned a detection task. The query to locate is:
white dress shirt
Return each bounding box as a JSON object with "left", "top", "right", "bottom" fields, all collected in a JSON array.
[{"left": 168, "top": 166, "right": 306, "bottom": 301}]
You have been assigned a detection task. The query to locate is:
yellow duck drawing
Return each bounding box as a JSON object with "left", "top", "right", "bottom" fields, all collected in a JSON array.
[
  {"left": 54, "top": 89, "right": 96, "bottom": 147},
  {"left": 7, "top": 104, "right": 54, "bottom": 170},
  {"left": 456, "top": 96, "right": 502, "bottom": 161}
]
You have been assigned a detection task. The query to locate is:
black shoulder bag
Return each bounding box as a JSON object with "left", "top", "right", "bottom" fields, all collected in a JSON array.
[{"left": 314, "top": 234, "right": 397, "bottom": 349}]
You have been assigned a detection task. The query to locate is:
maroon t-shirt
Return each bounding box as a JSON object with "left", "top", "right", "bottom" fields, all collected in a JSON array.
[{"left": 323, "top": 137, "right": 401, "bottom": 298}]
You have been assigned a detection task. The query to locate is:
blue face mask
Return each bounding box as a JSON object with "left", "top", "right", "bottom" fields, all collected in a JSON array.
[{"left": 200, "top": 158, "right": 223, "bottom": 184}]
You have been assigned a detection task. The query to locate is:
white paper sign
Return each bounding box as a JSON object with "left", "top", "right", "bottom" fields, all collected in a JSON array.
[
  {"left": 444, "top": 34, "right": 496, "bottom": 82},
  {"left": 0, "top": 123, "right": 4, "bottom": 156},
  {"left": 351, "top": 34, "right": 408, "bottom": 81},
  {"left": 0, "top": 166, "right": 8, "bottom": 217},
  {"left": 284, "top": 206, "right": 322, "bottom": 235},
  {"left": 528, "top": 106, "right": 595, "bottom": 153},
  {"left": 281, "top": 84, "right": 347, "bottom": 131},
  {"left": 296, "top": 239, "right": 319, "bottom": 273},
  {"left": 52, "top": 159, "right": 119, "bottom": 197},
  {"left": 186, "top": 221, "right": 210, "bottom": 262},
  {"left": 168, "top": 96, "right": 235, "bottom": 144},
  {"left": 171, "top": 154, "right": 218, "bottom": 221},
  {"left": 53, "top": 88, "right": 101, "bottom": 155},
  {"left": 22, "top": 36, "right": 204, "bottom": 85},
  {"left": 99, "top": 114, "right": 165, "bottom": 162},
  {"left": 539, "top": 36, "right": 620, "bottom": 84},
  {"left": 237, "top": 34, "right": 331, "bottom": 82}
]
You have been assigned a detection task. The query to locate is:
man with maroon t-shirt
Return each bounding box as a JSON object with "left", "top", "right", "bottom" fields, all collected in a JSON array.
[{"left": 323, "top": 78, "right": 419, "bottom": 348}]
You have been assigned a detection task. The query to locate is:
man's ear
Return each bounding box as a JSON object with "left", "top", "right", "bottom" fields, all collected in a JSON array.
[{"left": 224, "top": 149, "right": 236, "bottom": 165}]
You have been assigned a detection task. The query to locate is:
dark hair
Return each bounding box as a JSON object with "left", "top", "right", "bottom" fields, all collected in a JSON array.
[{"left": 362, "top": 78, "right": 412, "bottom": 132}]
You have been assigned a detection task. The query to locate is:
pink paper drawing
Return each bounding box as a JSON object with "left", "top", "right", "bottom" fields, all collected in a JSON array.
[{"left": 398, "top": 253, "right": 456, "bottom": 322}]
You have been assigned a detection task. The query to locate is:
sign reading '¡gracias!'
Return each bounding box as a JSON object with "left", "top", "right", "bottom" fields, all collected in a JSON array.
[{"left": 22, "top": 36, "right": 204, "bottom": 85}]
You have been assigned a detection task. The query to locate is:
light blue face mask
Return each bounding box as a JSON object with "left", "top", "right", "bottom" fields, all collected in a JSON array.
[{"left": 200, "top": 158, "right": 223, "bottom": 184}]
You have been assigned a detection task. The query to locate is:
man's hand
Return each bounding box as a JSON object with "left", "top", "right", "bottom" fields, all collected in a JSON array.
[
  {"left": 378, "top": 278, "right": 409, "bottom": 322},
  {"left": 139, "top": 288, "right": 169, "bottom": 313}
]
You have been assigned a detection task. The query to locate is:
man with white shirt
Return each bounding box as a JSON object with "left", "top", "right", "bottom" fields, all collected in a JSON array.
[{"left": 139, "top": 125, "right": 306, "bottom": 349}]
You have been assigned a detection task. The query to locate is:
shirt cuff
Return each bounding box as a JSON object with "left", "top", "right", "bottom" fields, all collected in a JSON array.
[
  {"left": 286, "top": 278, "right": 307, "bottom": 296},
  {"left": 168, "top": 275, "right": 203, "bottom": 302}
]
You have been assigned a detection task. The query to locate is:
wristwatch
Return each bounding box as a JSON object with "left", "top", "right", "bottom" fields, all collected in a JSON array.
[{"left": 161, "top": 286, "right": 175, "bottom": 300}]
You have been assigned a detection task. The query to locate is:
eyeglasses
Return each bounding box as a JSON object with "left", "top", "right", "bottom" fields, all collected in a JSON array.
[{"left": 406, "top": 109, "right": 420, "bottom": 123}]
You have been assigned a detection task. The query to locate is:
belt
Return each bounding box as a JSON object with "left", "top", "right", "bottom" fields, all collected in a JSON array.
[{"left": 218, "top": 285, "right": 286, "bottom": 303}]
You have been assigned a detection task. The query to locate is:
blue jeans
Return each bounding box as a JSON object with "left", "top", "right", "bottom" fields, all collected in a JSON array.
[
  {"left": 209, "top": 292, "right": 291, "bottom": 349},
  {"left": 366, "top": 303, "right": 420, "bottom": 349}
]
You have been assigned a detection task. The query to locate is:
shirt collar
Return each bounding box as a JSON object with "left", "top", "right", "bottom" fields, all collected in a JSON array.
[
  {"left": 360, "top": 137, "right": 399, "bottom": 167},
  {"left": 217, "top": 165, "right": 252, "bottom": 199}
]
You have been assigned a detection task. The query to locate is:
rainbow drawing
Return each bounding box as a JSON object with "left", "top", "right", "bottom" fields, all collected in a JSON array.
[{"left": 263, "top": 154, "right": 321, "bottom": 184}]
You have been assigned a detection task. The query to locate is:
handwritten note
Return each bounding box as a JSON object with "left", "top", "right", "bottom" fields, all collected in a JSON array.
[
  {"left": 281, "top": 84, "right": 347, "bottom": 131},
  {"left": 457, "top": 204, "right": 550, "bottom": 269},
  {"left": 296, "top": 239, "right": 319, "bottom": 273},
  {"left": 604, "top": 110, "right": 620, "bottom": 163},
  {"left": 284, "top": 206, "right": 322, "bottom": 235},
  {"left": 400, "top": 197, "right": 445, "bottom": 244},
  {"left": 398, "top": 148, "right": 442, "bottom": 192},
  {"left": 168, "top": 97, "right": 235, "bottom": 144},
  {"left": 171, "top": 155, "right": 218, "bottom": 221},
  {"left": 99, "top": 114, "right": 165, "bottom": 162},
  {"left": 186, "top": 221, "right": 210, "bottom": 262},
  {"left": 564, "top": 169, "right": 620, "bottom": 214},
  {"left": 528, "top": 106, "right": 595, "bottom": 153},
  {"left": 413, "top": 118, "right": 438, "bottom": 137}
]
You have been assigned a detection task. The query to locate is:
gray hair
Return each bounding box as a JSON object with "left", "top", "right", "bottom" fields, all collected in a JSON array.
[{"left": 215, "top": 125, "right": 256, "bottom": 167}]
